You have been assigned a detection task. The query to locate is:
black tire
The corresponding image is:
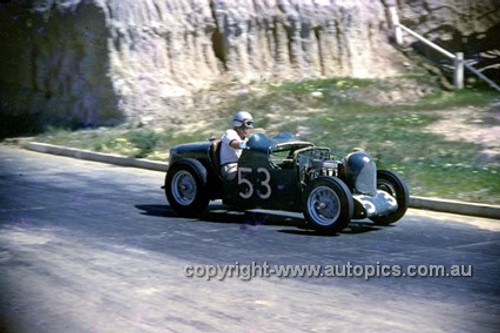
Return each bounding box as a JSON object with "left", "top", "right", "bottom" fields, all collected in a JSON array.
[
  {"left": 303, "top": 177, "right": 354, "bottom": 234},
  {"left": 165, "top": 163, "right": 209, "bottom": 216},
  {"left": 370, "top": 170, "right": 409, "bottom": 225}
]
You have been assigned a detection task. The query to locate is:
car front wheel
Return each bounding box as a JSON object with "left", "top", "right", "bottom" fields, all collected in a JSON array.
[
  {"left": 165, "top": 163, "right": 209, "bottom": 216},
  {"left": 370, "top": 170, "right": 409, "bottom": 225},
  {"left": 303, "top": 177, "right": 353, "bottom": 234}
]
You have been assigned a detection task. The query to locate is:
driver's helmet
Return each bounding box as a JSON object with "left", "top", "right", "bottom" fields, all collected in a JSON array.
[{"left": 233, "top": 111, "right": 254, "bottom": 129}]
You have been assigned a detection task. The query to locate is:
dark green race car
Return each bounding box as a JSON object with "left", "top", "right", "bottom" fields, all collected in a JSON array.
[{"left": 164, "top": 132, "right": 409, "bottom": 233}]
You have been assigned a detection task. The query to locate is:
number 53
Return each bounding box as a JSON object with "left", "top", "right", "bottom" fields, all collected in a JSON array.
[{"left": 238, "top": 167, "right": 272, "bottom": 200}]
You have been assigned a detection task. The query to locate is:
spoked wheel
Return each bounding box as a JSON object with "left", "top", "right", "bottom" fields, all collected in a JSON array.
[
  {"left": 370, "top": 170, "right": 409, "bottom": 225},
  {"left": 165, "top": 163, "right": 209, "bottom": 216},
  {"left": 303, "top": 177, "right": 353, "bottom": 234}
]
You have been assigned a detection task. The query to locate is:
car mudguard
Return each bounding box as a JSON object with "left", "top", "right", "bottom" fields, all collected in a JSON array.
[{"left": 168, "top": 158, "right": 208, "bottom": 185}]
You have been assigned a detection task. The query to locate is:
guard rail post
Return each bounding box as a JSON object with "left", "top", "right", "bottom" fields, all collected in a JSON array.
[
  {"left": 389, "top": 6, "right": 403, "bottom": 46},
  {"left": 454, "top": 52, "right": 464, "bottom": 90}
]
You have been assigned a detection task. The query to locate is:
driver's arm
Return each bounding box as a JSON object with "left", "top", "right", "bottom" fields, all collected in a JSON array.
[
  {"left": 229, "top": 139, "right": 241, "bottom": 149},
  {"left": 230, "top": 139, "right": 247, "bottom": 149}
]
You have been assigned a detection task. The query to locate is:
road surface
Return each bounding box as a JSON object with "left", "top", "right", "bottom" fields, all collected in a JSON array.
[{"left": 0, "top": 145, "right": 498, "bottom": 332}]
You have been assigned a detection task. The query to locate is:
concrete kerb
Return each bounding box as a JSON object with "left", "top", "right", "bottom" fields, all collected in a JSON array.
[
  {"left": 26, "top": 142, "right": 168, "bottom": 172},
  {"left": 410, "top": 196, "right": 500, "bottom": 220},
  {"left": 26, "top": 142, "right": 500, "bottom": 220}
]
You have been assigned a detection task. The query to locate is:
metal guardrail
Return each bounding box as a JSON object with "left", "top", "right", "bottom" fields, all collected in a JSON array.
[
  {"left": 463, "top": 62, "right": 500, "bottom": 92},
  {"left": 389, "top": 6, "right": 500, "bottom": 92}
]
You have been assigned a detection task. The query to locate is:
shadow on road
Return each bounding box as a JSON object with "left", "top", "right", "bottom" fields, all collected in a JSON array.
[
  {"left": 135, "top": 204, "right": 174, "bottom": 218},
  {"left": 342, "top": 224, "right": 384, "bottom": 234},
  {"left": 135, "top": 204, "right": 383, "bottom": 236},
  {"left": 277, "top": 229, "right": 339, "bottom": 237},
  {"left": 278, "top": 224, "right": 382, "bottom": 237},
  {"left": 135, "top": 204, "right": 303, "bottom": 226}
]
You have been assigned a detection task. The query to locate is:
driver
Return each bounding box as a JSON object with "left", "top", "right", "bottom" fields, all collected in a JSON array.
[{"left": 220, "top": 111, "right": 254, "bottom": 180}]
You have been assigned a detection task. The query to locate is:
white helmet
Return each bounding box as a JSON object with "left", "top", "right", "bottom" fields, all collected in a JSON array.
[{"left": 233, "top": 111, "right": 254, "bottom": 129}]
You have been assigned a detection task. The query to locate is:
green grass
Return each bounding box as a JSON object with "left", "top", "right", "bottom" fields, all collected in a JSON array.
[
  {"left": 34, "top": 78, "right": 500, "bottom": 204},
  {"left": 419, "top": 89, "right": 500, "bottom": 108}
]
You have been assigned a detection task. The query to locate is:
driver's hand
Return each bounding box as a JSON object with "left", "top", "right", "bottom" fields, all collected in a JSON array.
[{"left": 238, "top": 141, "right": 248, "bottom": 150}]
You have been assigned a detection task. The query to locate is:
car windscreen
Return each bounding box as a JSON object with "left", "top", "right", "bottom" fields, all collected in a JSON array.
[{"left": 247, "top": 132, "right": 313, "bottom": 154}]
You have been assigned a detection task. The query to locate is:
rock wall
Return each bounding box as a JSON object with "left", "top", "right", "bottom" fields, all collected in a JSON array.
[
  {"left": 105, "top": 0, "right": 404, "bottom": 125},
  {"left": 0, "top": 0, "right": 498, "bottom": 136},
  {"left": 0, "top": 1, "right": 121, "bottom": 136},
  {"left": 389, "top": 0, "right": 500, "bottom": 82}
]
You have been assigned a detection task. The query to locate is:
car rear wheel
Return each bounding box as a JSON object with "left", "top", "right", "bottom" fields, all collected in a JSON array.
[
  {"left": 369, "top": 170, "right": 409, "bottom": 225},
  {"left": 165, "top": 163, "right": 209, "bottom": 216},
  {"left": 303, "top": 177, "right": 353, "bottom": 234}
]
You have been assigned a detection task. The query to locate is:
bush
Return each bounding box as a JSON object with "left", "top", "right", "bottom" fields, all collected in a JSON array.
[{"left": 127, "top": 130, "right": 159, "bottom": 158}]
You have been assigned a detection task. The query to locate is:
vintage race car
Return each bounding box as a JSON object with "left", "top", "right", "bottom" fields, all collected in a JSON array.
[{"left": 163, "top": 132, "right": 409, "bottom": 233}]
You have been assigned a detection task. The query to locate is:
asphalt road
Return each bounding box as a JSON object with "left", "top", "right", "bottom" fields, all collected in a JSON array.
[{"left": 0, "top": 145, "right": 499, "bottom": 333}]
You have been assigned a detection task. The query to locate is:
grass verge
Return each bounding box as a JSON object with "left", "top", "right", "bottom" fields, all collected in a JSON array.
[{"left": 32, "top": 77, "right": 500, "bottom": 204}]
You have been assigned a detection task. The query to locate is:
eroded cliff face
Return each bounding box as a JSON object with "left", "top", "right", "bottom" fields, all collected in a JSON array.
[
  {"left": 0, "top": 0, "right": 498, "bottom": 135},
  {"left": 0, "top": 2, "right": 120, "bottom": 136},
  {"left": 391, "top": 0, "right": 500, "bottom": 81},
  {"left": 104, "top": 0, "right": 408, "bottom": 126}
]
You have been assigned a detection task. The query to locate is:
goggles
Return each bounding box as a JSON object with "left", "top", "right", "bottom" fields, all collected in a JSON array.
[{"left": 235, "top": 119, "right": 254, "bottom": 129}]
